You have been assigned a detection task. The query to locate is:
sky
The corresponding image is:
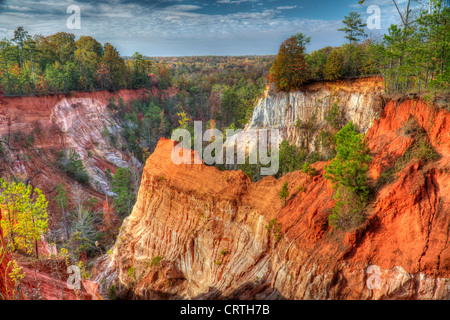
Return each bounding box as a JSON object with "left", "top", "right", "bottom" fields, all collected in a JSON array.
[{"left": 0, "top": 0, "right": 411, "bottom": 56}]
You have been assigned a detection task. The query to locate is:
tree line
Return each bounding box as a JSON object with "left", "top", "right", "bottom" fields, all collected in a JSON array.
[
  {"left": 0, "top": 28, "right": 153, "bottom": 95},
  {"left": 270, "top": 0, "right": 449, "bottom": 94}
]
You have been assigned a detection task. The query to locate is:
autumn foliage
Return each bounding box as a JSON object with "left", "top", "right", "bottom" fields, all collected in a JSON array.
[{"left": 269, "top": 33, "right": 311, "bottom": 92}]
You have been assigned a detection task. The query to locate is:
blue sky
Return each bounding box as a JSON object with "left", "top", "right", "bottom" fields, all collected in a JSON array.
[{"left": 0, "top": 0, "right": 408, "bottom": 56}]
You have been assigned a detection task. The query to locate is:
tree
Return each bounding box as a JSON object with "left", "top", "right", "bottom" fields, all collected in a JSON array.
[
  {"left": 0, "top": 180, "right": 48, "bottom": 258},
  {"left": 324, "top": 48, "right": 345, "bottom": 80},
  {"left": 59, "top": 149, "right": 90, "bottom": 184},
  {"left": 68, "top": 185, "right": 100, "bottom": 259},
  {"left": 11, "top": 27, "right": 31, "bottom": 69},
  {"left": 221, "top": 88, "right": 243, "bottom": 126},
  {"left": 131, "top": 52, "right": 152, "bottom": 89},
  {"left": 54, "top": 183, "right": 69, "bottom": 240},
  {"left": 325, "top": 122, "right": 372, "bottom": 199},
  {"left": 101, "top": 43, "right": 126, "bottom": 90},
  {"left": 74, "top": 36, "right": 103, "bottom": 91},
  {"left": 324, "top": 122, "right": 372, "bottom": 229},
  {"left": 307, "top": 46, "right": 333, "bottom": 80},
  {"left": 269, "top": 33, "right": 311, "bottom": 91},
  {"left": 110, "top": 167, "right": 137, "bottom": 217},
  {"left": 338, "top": 12, "right": 367, "bottom": 45},
  {"left": 278, "top": 140, "right": 306, "bottom": 177},
  {"left": 279, "top": 182, "right": 290, "bottom": 206}
]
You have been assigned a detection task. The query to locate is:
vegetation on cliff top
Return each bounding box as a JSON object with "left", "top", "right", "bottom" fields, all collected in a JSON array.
[{"left": 270, "top": 1, "right": 449, "bottom": 94}]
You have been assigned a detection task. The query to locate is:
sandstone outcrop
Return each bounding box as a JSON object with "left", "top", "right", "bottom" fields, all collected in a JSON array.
[
  {"left": 97, "top": 96, "right": 450, "bottom": 300},
  {"left": 225, "top": 77, "right": 384, "bottom": 155}
]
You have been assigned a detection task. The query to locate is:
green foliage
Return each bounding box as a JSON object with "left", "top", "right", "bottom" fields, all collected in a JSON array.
[
  {"left": 265, "top": 219, "right": 281, "bottom": 242},
  {"left": 301, "top": 162, "right": 317, "bottom": 178},
  {"left": 128, "top": 266, "right": 135, "bottom": 279},
  {"left": 324, "top": 48, "right": 345, "bottom": 80},
  {"left": 59, "top": 149, "right": 90, "bottom": 184},
  {"left": 328, "top": 187, "right": 367, "bottom": 230},
  {"left": 324, "top": 122, "right": 372, "bottom": 230},
  {"left": 278, "top": 140, "right": 306, "bottom": 177},
  {"left": 151, "top": 255, "right": 163, "bottom": 267},
  {"left": 278, "top": 182, "right": 290, "bottom": 205},
  {"left": 325, "top": 101, "right": 345, "bottom": 131},
  {"left": 325, "top": 122, "right": 372, "bottom": 201},
  {"left": 373, "top": 1, "right": 450, "bottom": 93},
  {"left": 338, "top": 12, "right": 367, "bottom": 45},
  {"left": 0, "top": 180, "right": 48, "bottom": 256},
  {"left": 108, "top": 285, "right": 117, "bottom": 300},
  {"left": 111, "top": 167, "right": 137, "bottom": 218}
]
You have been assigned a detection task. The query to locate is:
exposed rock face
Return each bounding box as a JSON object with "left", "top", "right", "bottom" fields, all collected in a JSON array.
[
  {"left": 225, "top": 77, "right": 384, "bottom": 155},
  {"left": 0, "top": 89, "right": 150, "bottom": 196},
  {"left": 97, "top": 96, "right": 450, "bottom": 300}
]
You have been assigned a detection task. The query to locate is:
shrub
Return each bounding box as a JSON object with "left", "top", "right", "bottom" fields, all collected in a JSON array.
[
  {"left": 108, "top": 285, "right": 117, "bottom": 300},
  {"left": 328, "top": 187, "right": 366, "bottom": 230},
  {"left": 265, "top": 219, "right": 282, "bottom": 242},
  {"left": 59, "top": 149, "right": 90, "bottom": 184},
  {"left": 279, "top": 182, "right": 289, "bottom": 205},
  {"left": 324, "top": 122, "right": 372, "bottom": 201},
  {"left": 111, "top": 167, "right": 137, "bottom": 218},
  {"left": 128, "top": 266, "right": 135, "bottom": 279},
  {"left": 301, "top": 162, "right": 317, "bottom": 178},
  {"left": 151, "top": 255, "right": 163, "bottom": 267}
]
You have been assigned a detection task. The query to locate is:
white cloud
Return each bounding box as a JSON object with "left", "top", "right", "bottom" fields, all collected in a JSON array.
[{"left": 276, "top": 6, "right": 297, "bottom": 10}]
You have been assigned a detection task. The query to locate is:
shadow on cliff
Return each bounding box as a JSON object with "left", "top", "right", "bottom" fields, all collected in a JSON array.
[{"left": 118, "top": 282, "right": 288, "bottom": 301}]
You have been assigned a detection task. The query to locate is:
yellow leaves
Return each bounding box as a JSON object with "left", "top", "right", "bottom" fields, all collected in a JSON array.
[{"left": 0, "top": 179, "right": 48, "bottom": 255}]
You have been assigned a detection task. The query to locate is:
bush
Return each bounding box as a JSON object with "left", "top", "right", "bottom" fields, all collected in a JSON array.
[
  {"left": 151, "top": 255, "right": 163, "bottom": 267},
  {"left": 59, "top": 149, "right": 90, "bottom": 184},
  {"left": 265, "top": 219, "right": 282, "bottom": 242},
  {"left": 328, "top": 187, "right": 366, "bottom": 230},
  {"left": 324, "top": 122, "right": 372, "bottom": 201},
  {"left": 108, "top": 285, "right": 117, "bottom": 300},
  {"left": 301, "top": 162, "right": 317, "bottom": 178}
]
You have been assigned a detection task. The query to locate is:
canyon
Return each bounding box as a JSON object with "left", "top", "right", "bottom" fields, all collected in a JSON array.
[
  {"left": 95, "top": 79, "right": 450, "bottom": 300},
  {"left": 1, "top": 77, "right": 449, "bottom": 300}
]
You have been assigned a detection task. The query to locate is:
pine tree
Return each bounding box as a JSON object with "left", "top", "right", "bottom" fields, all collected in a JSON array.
[
  {"left": 279, "top": 182, "right": 290, "bottom": 205},
  {"left": 338, "top": 12, "right": 367, "bottom": 45}
]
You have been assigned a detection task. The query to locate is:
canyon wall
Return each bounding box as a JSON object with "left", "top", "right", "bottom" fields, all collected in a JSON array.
[
  {"left": 0, "top": 89, "right": 151, "bottom": 196},
  {"left": 96, "top": 95, "right": 450, "bottom": 300},
  {"left": 225, "top": 77, "right": 384, "bottom": 154}
]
